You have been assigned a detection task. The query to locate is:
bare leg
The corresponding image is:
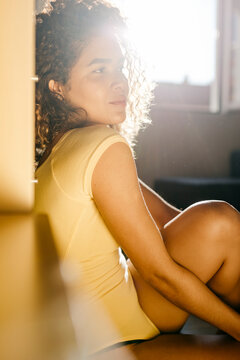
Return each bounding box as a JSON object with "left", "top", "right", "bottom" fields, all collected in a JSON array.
[
  {"left": 90, "top": 201, "right": 240, "bottom": 360},
  {"left": 163, "top": 201, "right": 240, "bottom": 311},
  {"left": 128, "top": 201, "right": 240, "bottom": 332}
]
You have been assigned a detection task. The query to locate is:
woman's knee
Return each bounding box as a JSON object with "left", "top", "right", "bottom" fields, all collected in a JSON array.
[
  {"left": 163, "top": 200, "right": 240, "bottom": 256},
  {"left": 187, "top": 200, "right": 240, "bottom": 244},
  {"left": 187, "top": 199, "right": 235, "bottom": 216},
  {"left": 164, "top": 200, "right": 239, "bottom": 247},
  {"left": 162, "top": 200, "right": 240, "bottom": 284}
]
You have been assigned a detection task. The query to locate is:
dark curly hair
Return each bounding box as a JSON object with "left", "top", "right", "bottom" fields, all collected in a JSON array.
[{"left": 35, "top": 0, "right": 153, "bottom": 168}]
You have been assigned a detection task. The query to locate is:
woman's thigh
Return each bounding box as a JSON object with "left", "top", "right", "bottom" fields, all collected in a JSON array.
[
  {"left": 127, "top": 259, "right": 189, "bottom": 332},
  {"left": 128, "top": 200, "right": 240, "bottom": 332}
]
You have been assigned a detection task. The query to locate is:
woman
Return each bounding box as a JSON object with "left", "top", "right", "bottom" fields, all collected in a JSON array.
[{"left": 35, "top": 0, "right": 240, "bottom": 358}]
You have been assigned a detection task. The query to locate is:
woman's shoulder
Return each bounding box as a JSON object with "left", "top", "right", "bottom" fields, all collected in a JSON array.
[
  {"left": 48, "top": 124, "right": 129, "bottom": 198},
  {"left": 58, "top": 125, "right": 127, "bottom": 152},
  {"left": 70, "top": 124, "right": 123, "bottom": 142},
  {"left": 51, "top": 124, "right": 128, "bottom": 165}
]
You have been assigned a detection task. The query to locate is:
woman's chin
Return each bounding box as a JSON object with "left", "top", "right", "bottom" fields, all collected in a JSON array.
[{"left": 111, "top": 114, "right": 127, "bottom": 125}]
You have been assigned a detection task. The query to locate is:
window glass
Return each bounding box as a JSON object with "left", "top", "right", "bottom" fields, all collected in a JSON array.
[{"left": 115, "top": 0, "right": 217, "bottom": 86}]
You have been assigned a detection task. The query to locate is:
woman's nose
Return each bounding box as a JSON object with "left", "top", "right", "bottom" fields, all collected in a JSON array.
[{"left": 111, "top": 72, "right": 128, "bottom": 92}]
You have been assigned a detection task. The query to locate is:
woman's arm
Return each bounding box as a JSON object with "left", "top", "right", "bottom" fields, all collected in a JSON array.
[
  {"left": 139, "top": 179, "right": 181, "bottom": 229},
  {"left": 92, "top": 142, "right": 240, "bottom": 340}
]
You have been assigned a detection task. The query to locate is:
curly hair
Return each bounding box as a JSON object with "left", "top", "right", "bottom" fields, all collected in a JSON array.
[{"left": 35, "top": 0, "right": 153, "bottom": 167}]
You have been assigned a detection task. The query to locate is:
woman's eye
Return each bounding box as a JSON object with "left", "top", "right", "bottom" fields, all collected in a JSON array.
[
  {"left": 92, "top": 66, "right": 125, "bottom": 75},
  {"left": 93, "top": 67, "right": 105, "bottom": 74},
  {"left": 117, "top": 66, "right": 124, "bottom": 73}
]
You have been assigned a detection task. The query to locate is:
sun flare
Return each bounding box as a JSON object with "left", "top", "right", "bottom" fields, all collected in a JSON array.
[{"left": 113, "top": 0, "right": 217, "bottom": 85}]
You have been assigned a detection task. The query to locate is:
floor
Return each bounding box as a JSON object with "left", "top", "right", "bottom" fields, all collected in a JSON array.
[{"left": 181, "top": 315, "right": 218, "bottom": 335}]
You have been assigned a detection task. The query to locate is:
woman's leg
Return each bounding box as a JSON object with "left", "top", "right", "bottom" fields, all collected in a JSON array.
[
  {"left": 128, "top": 200, "right": 240, "bottom": 332},
  {"left": 90, "top": 201, "right": 240, "bottom": 360}
]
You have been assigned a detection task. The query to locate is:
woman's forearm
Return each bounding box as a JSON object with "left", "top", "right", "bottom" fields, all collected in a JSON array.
[{"left": 150, "top": 262, "right": 240, "bottom": 340}]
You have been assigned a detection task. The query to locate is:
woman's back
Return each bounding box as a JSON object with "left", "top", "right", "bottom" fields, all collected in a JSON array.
[{"left": 35, "top": 124, "right": 159, "bottom": 353}]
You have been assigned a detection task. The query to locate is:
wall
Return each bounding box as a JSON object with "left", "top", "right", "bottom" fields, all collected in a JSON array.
[
  {"left": 135, "top": 108, "right": 240, "bottom": 188},
  {"left": 0, "top": 0, "right": 34, "bottom": 212}
]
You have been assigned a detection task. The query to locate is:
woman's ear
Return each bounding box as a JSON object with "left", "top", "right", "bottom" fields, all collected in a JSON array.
[{"left": 48, "top": 79, "right": 64, "bottom": 98}]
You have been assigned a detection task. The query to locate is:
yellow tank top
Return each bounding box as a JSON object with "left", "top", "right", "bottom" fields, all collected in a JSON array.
[{"left": 34, "top": 125, "right": 159, "bottom": 353}]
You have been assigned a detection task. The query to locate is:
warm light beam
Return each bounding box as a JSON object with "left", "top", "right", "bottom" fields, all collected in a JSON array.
[{"left": 115, "top": 0, "right": 217, "bottom": 85}]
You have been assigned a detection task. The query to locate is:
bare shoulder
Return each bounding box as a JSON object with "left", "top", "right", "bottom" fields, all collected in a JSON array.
[{"left": 92, "top": 141, "right": 139, "bottom": 200}]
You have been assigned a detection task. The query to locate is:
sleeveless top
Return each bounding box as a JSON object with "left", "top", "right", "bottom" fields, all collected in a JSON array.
[{"left": 34, "top": 125, "right": 160, "bottom": 354}]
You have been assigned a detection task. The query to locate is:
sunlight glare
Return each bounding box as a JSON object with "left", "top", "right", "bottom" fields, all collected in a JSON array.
[{"left": 114, "top": 0, "right": 217, "bottom": 85}]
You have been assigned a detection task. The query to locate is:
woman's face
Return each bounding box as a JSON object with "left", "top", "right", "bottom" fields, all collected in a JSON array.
[{"left": 61, "top": 35, "right": 129, "bottom": 126}]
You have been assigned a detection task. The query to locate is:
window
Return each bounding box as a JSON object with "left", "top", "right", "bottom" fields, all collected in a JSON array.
[
  {"left": 114, "top": 0, "right": 225, "bottom": 112},
  {"left": 222, "top": 0, "right": 240, "bottom": 111}
]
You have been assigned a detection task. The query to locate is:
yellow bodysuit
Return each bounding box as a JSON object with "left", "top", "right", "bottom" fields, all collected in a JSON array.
[{"left": 35, "top": 125, "right": 159, "bottom": 353}]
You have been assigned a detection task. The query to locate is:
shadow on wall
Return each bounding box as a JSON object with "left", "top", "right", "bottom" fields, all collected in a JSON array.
[{"left": 135, "top": 109, "right": 240, "bottom": 188}]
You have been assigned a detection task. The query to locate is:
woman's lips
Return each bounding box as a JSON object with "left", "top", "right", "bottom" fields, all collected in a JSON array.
[{"left": 109, "top": 100, "right": 127, "bottom": 106}]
